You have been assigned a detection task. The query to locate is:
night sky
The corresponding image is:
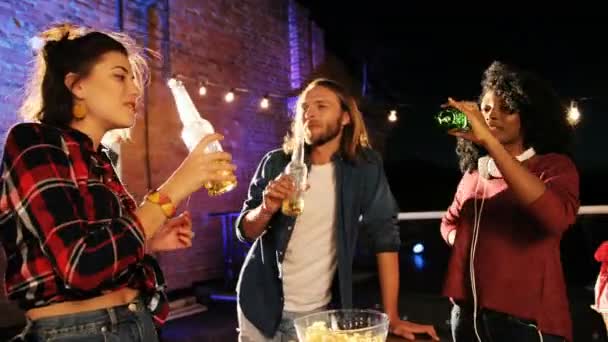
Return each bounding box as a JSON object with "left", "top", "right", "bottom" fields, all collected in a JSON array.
[{"left": 294, "top": 4, "right": 608, "bottom": 207}]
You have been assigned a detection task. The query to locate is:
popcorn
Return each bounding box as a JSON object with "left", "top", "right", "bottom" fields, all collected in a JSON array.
[{"left": 300, "top": 321, "right": 385, "bottom": 342}]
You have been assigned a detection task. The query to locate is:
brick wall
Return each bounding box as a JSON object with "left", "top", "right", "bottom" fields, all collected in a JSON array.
[
  {"left": 0, "top": 0, "right": 326, "bottom": 323},
  {"left": 119, "top": 0, "right": 322, "bottom": 290}
]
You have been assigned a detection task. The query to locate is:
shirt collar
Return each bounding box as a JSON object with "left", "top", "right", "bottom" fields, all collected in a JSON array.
[{"left": 59, "top": 125, "right": 108, "bottom": 155}]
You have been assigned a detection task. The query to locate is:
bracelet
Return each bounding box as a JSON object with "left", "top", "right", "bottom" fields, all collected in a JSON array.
[{"left": 144, "top": 189, "right": 176, "bottom": 218}]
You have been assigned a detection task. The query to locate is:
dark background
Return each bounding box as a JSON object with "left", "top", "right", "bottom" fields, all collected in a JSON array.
[
  {"left": 294, "top": 5, "right": 607, "bottom": 210},
  {"left": 295, "top": 7, "right": 608, "bottom": 340}
]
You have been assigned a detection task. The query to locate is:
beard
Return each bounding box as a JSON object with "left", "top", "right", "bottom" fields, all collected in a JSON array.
[{"left": 305, "top": 117, "right": 342, "bottom": 147}]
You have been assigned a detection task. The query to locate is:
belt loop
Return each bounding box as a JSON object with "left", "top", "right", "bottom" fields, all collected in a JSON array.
[
  {"left": 107, "top": 306, "right": 118, "bottom": 327},
  {"left": 127, "top": 295, "right": 141, "bottom": 312}
]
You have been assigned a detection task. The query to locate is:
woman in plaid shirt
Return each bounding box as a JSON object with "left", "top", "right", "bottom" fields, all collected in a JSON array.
[{"left": 0, "top": 23, "right": 236, "bottom": 341}]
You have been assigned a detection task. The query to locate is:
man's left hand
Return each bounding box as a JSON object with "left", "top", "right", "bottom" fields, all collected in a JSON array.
[{"left": 389, "top": 317, "right": 440, "bottom": 341}]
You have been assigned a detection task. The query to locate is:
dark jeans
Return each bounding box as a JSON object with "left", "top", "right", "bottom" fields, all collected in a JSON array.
[
  {"left": 451, "top": 303, "right": 566, "bottom": 342},
  {"left": 12, "top": 298, "right": 159, "bottom": 342}
]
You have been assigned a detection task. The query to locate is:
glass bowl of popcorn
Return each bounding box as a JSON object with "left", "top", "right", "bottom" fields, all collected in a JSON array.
[{"left": 293, "top": 309, "right": 389, "bottom": 342}]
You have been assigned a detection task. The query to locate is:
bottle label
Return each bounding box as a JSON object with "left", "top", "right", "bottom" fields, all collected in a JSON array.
[
  {"left": 182, "top": 130, "right": 223, "bottom": 153},
  {"left": 204, "top": 140, "right": 223, "bottom": 154}
]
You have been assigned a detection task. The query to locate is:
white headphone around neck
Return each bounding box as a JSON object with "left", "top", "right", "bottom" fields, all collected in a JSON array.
[
  {"left": 469, "top": 146, "right": 541, "bottom": 342},
  {"left": 477, "top": 147, "right": 536, "bottom": 179}
]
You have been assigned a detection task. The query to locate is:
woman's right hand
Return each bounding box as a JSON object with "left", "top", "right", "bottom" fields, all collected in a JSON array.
[{"left": 162, "top": 133, "right": 237, "bottom": 204}]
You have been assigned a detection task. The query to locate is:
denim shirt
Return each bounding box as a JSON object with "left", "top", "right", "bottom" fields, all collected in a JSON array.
[{"left": 235, "top": 147, "right": 401, "bottom": 338}]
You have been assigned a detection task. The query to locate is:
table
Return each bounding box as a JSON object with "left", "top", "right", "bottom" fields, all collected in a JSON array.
[{"left": 387, "top": 333, "right": 449, "bottom": 342}]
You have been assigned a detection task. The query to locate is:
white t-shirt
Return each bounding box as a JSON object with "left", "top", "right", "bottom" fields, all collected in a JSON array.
[{"left": 282, "top": 162, "right": 338, "bottom": 312}]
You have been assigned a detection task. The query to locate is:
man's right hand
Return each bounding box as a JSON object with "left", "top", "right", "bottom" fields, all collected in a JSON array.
[
  {"left": 242, "top": 173, "right": 305, "bottom": 240},
  {"left": 261, "top": 174, "right": 297, "bottom": 215}
]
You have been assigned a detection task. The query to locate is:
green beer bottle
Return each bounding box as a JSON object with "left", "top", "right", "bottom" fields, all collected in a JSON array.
[{"left": 435, "top": 107, "right": 470, "bottom": 131}]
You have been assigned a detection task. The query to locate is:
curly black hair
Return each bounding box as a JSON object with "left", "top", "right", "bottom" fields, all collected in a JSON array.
[{"left": 457, "top": 61, "right": 574, "bottom": 173}]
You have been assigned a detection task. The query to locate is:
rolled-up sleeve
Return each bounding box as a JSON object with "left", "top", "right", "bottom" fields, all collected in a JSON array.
[
  {"left": 526, "top": 154, "right": 580, "bottom": 235},
  {"left": 235, "top": 151, "right": 275, "bottom": 243}
]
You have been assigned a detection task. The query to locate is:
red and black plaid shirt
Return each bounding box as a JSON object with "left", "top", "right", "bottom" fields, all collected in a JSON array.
[{"left": 0, "top": 123, "right": 168, "bottom": 325}]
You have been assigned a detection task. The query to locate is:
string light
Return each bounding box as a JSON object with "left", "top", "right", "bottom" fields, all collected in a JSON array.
[
  {"left": 224, "top": 89, "right": 235, "bottom": 103},
  {"left": 169, "top": 75, "right": 279, "bottom": 108},
  {"left": 260, "top": 96, "right": 270, "bottom": 109},
  {"left": 388, "top": 110, "right": 398, "bottom": 122},
  {"left": 169, "top": 76, "right": 595, "bottom": 131},
  {"left": 567, "top": 100, "right": 581, "bottom": 126},
  {"left": 198, "top": 83, "right": 207, "bottom": 96}
]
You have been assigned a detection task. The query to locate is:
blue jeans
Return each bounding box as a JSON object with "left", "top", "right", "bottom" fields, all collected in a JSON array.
[
  {"left": 238, "top": 304, "right": 327, "bottom": 342},
  {"left": 451, "top": 303, "right": 566, "bottom": 342},
  {"left": 12, "top": 298, "right": 159, "bottom": 342}
]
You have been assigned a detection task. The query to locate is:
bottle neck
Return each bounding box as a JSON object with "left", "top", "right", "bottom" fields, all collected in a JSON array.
[
  {"left": 172, "top": 81, "right": 209, "bottom": 127},
  {"left": 292, "top": 140, "right": 305, "bottom": 164}
]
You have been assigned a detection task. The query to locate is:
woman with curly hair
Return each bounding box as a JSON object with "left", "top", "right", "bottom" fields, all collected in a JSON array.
[
  {"left": 440, "top": 61, "right": 580, "bottom": 342},
  {"left": 0, "top": 23, "right": 236, "bottom": 341}
]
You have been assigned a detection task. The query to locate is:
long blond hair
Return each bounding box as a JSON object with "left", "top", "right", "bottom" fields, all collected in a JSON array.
[{"left": 283, "top": 78, "right": 370, "bottom": 161}]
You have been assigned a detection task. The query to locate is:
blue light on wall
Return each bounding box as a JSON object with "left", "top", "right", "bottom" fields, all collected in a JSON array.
[
  {"left": 413, "top": 254, "right": 425, "bottom": 270},
  {"left": 288, "top": 0, "right": 301, "bottom": 90}
]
